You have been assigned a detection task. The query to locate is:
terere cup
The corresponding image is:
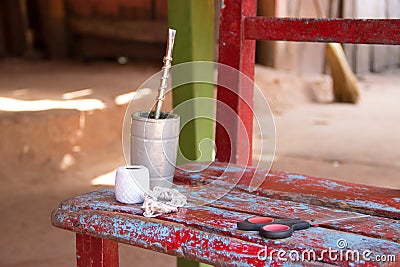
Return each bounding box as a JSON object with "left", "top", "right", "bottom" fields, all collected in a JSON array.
[{"left": 130, "top": 111, "right": 180, "bottom": 189}]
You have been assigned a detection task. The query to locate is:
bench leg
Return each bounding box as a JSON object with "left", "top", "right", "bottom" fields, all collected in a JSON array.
[{"left": 76, "top": 233, "right": 119, "bottom": 267}]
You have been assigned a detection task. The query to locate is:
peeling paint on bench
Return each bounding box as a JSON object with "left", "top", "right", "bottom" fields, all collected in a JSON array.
[{"left": 52, "top": 163, "right": 400, "bottom": 266}]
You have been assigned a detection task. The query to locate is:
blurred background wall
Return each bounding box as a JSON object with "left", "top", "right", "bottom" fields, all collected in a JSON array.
[
  {"left": 1, "top": 0, "right": 399, "bottom": 73},
  {"left": 256, "top": 0, "right": 400, "bottom": 74}
]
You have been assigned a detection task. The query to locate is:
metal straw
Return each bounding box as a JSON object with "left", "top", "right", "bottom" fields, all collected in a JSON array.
[{"left": 153, "top": 28, "right": 176, "bottom": 119}]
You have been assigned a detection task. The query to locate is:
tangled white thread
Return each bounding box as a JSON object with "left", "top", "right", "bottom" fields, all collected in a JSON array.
[{"left": 142, "top": 187, "right": 187, "bottom": 217}]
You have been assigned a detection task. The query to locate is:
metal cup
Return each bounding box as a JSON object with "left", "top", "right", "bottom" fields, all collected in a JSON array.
[{"left": 130, "top": 111, "right": 180, "bottom": 189}]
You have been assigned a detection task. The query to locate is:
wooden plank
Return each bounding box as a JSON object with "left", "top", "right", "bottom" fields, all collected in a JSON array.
[
  {"left": 174, "top": 162, "right": 400, "bottom": 219},
  {"left": 244, "top": 17, "right": 400, "bottom": 45},
  {"left": 65, "top": 0, "right": 93, "bottom": 17},
  {"left": 256, "top": 0, "right": 276, "bottom": 67},
  {"left": 72, "top": 36, "right": 164, "bottom": 60},
  {"left": 59, "top": 188, "right": 400, "bottom": 243},
  {"left": 76, "top": 233, "right": 119, "bottom": 267},
  {"left": 341, "top": 0, "right": 358, "bottom": 73},
  {"left": 56, "top": 210, "right": 272, "bottom": 267},
  {"left": 118, "top": 0, "right": 152, "bottom": 20},
  {"left": 263, "top": 0, "right": 332, "bottom": 73},
  {"left": 52, "top": 189, "right": 400, "bottom": 266},
  {"left": 155, "top": 0, "right": 168, "bottom": 20},
  {"left": 362, "top": 0, "right": 389, "bottom": 72},
  {"left": 0, "top": 0, "right": 28, "bottom": 56},
  {"left": 89, "top": 0, "right": 118, "bottom": 17},
  {"left": 216, "top": 0, "right": 257, "bottom": 165},
  {"left": 38, "top": 0, "right": 68, "bottom": 58},
  {"left": 168, "top": 0, "right": 215, "bottom": 165},
  {"left": 69, "top": 18, "right": 167, "bottom": 43},
  {"left": 296, "top": 0, "right": 331, "bottom": 74},
  {"left": 191, "top": 188, "right": 400, "bottom": 243},
  {"left": 342, "top": 0, "right": 370, "bottom": 74},
  {"left": 0, "top": 3, "right": 5, "bottom": 57}
]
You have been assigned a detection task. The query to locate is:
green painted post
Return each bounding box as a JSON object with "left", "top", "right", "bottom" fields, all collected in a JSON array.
[
  {"left": 168, "top": 0, "right": 215, "bottom": 166},
  {"left": 168, "top": 1, "right": 215, "bottom": 266}
]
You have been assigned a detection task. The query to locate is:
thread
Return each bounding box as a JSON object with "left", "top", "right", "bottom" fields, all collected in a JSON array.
[
  {"left": 142, "top": 187, "right": 187, "bottom": 217},
  {"left": 115, "top": 166, "right": 150, "bottom": 204}
]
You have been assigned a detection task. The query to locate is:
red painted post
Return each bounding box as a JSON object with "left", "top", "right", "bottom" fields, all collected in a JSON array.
[
  {"left": 76, "top": 234, "right": 119, "bottom": 267},
  {"left": 216, "top": 0, "right": 257, "bottom": 166}
]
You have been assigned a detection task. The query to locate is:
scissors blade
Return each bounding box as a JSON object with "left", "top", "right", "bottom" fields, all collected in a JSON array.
[{"left": 312, "top": 214, "right": 370, "bottom": 225}]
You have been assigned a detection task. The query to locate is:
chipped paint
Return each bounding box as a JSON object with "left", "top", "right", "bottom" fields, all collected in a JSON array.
[
  {"left": 318, "top": 179, "right": 351, "bottom": 191},
  {"left": 244, "top": 17, "right": 400, "bottom": 45},
  {"left": 189, "top": 173, "right": 202, "bottom": 179},
  {"left": 53, "top": 199, "right": 400, "bottom": 267},
  {"left": 286, "top": 174, "right": 306, "bottom": 181},
  {"left": 208, "top": 164, "right": 244, "bottom": 173},
  {"left": 346, "top": 199, "right": 399, "bottom": 214},
  {"left": 52, "top": 161, "right": 400, "bottom": 266}
]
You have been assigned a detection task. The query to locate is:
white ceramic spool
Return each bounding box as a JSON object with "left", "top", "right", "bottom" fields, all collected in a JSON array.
[{"left": 115, "top": 165, "right": 150, "bottom": 204}]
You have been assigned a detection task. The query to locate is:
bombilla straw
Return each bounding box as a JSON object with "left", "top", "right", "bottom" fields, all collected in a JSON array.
[{"left": 154, "top": 28, "right": 176, "bottom": 119}]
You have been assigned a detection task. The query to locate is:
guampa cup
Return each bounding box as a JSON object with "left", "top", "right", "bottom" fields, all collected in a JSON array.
[{"left": 130, "top": 111, "right": 180, "bottom": 189}]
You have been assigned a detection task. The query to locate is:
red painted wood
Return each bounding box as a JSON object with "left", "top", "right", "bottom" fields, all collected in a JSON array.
[
  {"left": 174, "top": 162, "right": 400, "bottom": 219},
  {"left": 59, "top": 188, "right": 400, "bottom": 243},
  {"left": 76, "top": 233, "right": 119, "bottom": 267},
  {"left": 52, "top": 188, "right": 400, "bottom": 267},
  {"left": 217, "top": 4, "right": 400, "bottom": 165},
  {"left": 216, "top": 0, "right": 257, "bottom": 166},
  {"left": 244, "top": 17, "right": 400, "bottom": 45}
]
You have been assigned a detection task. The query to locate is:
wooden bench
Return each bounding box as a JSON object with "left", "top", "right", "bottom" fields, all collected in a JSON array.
[
  {"left": 52, "top": 0, "right": 400, "bottom": 266},
  {"left": 52, "top": 162, "right": 399, "bottom": 266}
]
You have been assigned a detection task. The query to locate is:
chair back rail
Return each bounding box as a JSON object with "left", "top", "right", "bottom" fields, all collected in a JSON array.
[{"left": 216, "top": 0, "right": 400, "bottom": 165}]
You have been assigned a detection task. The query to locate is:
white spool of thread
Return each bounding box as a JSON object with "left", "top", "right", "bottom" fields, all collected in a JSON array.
[{"left": 115, "top": 166, "right": 150, "bottom": 204}]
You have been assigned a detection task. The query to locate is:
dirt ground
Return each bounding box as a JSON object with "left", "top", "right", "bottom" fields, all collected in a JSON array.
[{"left": 0, "top": 59, "right": 399, "bottom": 267}]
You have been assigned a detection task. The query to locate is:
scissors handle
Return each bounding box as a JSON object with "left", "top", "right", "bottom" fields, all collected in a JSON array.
[
  {"left": 237, "top": 217, "right": 273, "bottom": 231},
  {"left": 259, "top": 221, "right": 311, "bottom": 239},
  {"left": 237, "top": 216, "right": 301, "bottom": 231}
]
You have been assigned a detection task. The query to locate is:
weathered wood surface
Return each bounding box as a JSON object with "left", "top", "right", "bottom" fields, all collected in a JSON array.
[
  {"left": 52, "top": 163, "right": 400, "bottom": 266},
  {"left": 69, "top": 18, "right": 167, "bottom": 43},
  {"left": 216, "top": 0, "right": 256, "bottom": 166},
  {"left": 244, "top": 18, "right": 400, "bottom": 45},
  {"left": 53, "top": 189, "right": 400, "bottom": 266},
  {"left": 72, "top": 35, "right": 164, "bottom": 60},
  {"left": 174, "top": 162, "right": 400, "bottom": 219},
  {"left": 55, "top": 186, "right": 400, "bottom": 243}
]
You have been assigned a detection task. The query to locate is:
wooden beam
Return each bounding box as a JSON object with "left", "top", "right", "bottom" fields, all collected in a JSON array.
[
  {"left": 216, "top": 0, "right": 257, "bottom": 166},
  {"left": 0, "top": 3, "right": 5, "bottom": 57},
  {"left": 168, "top": 2, "right": 215, "bottom": 266},
  {"left": 256, "top": 0, "right": 276, "bottom": 67},
  {"left": 169, "top": 0, "right": 215, "bottom": 165},
  {"left": 0, "top": 0, "right": 28, "bottom": 56},
  {"left": 72, "top": 36, "right": 164, "bottom": 60},
  {"left": 69, "top": 18, "right": 167, "bottom": 44},
  {"left": 244, "top": 17, "right": 400, "bottom": 45},
  {"left": 38, "top": 0, "right": 68, "bottom": 58}
]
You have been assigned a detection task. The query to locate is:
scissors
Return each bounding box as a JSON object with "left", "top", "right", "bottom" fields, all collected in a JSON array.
[{"left": 237, "top": 215, "right": 370, "bottom": 239}]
